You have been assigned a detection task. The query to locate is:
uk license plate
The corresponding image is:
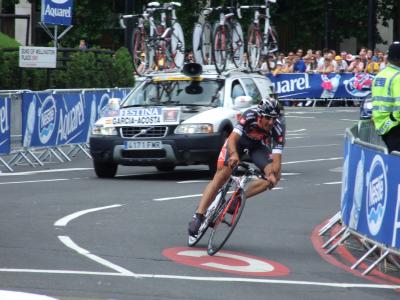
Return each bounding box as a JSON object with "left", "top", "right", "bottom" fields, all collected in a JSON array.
[{"left": 124, "top": 140, "right": 162, "bottom": 150}]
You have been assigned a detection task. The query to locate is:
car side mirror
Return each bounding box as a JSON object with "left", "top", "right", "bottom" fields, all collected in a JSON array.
[{"left": 233, "top": 95, "right": 253, "bottom": 109}]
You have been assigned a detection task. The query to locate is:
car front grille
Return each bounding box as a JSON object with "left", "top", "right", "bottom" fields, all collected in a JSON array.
[
  {"left": 121, "top": 149, "right": 166, "bottom": 158},
  {"left": 120, "top": 126, "right": 168, "bottom": 138}
]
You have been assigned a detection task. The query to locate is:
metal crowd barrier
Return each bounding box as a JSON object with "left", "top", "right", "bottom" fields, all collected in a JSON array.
[
  {"left": 0, "top": 88, "right": 130, "bottom": 172},
  {"left": 320, "top": 120, "right": 400, "bottom": 276}
]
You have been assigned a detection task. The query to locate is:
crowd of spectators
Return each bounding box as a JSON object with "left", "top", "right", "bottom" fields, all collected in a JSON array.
[{"left": 250, "top": 47, "right": 388, "bottom": 76}]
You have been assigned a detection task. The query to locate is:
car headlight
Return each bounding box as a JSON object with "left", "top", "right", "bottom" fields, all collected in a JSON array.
[
  {"left": 92, "top": 125, "right": 118, "bottom": 136},
  {"left": 174, "top": 124, "right": 213, "bottom": 134}
]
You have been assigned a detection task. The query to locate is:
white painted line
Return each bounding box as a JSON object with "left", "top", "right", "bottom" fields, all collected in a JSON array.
[
  {"left": 0, "top": 269, "right": 399, "bottom": 289},
  {"left": 58, "top": 236, "right": 138, "bottom": 277},
  {"left": 285, "top": 116, "right": 315, "bottom": 119},
  {"left": 281, "top": 173, "right": 300, "bottom": 176},
  {"left": 177, "top": 180, "right": 209, "bottom": 184},
  {"left": 286, "top": 137, "right": 304, "bottom": 140},
  {"left": 54, "top": 204, "right": 123, "bottom": 227},
  {"left": 154, "top": 194, "right": 203, "bottom": 201},
  {"left": 340, "top": 119, "right": 358, "bottom": 122},
  {"left": 287, "top": 129, "right": 306, "bottom": 133},
  {"left": 282, "top": 157, "right": 342, "bottom": 165},
  {"left": 0, "top": 178, "right": 70, "bottom": 185},
  {"left": 0, "top": 290, "right": 57, "bottom": 300},
  {"left": 286, "top": 133, "right": 307, "bottom": 136},
  {"left": 285, "top": 143, "right": 339, "bottom": 149},
  {"left": 0, "top": 168, "right": 93, "bottom": 176},
  {"left": 323, "top": 182, "right": 342, "bottom": 185}
]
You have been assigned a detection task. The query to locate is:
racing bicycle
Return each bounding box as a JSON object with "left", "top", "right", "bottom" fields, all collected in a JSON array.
[
  {"left": 120, "top": 2, "right": 185, "bottom": 75},
  {"left": 241, "top": 0, "right": 279, "bottom": 71},
  {"left": 192, "top": 7, "right": 213, "bottom": 66},
  {"left": 212, "top": 1, "right": 244, "bottom": 74},
  {"left": 188, "top": 162, "right": 270, "bottom": 255}
]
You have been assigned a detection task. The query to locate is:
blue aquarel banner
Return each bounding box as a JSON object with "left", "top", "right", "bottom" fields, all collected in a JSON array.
[
  {"left": 41, "top": 0, "right": 74, "bottom": 26},
  {"left": 0, "top": 96, "right": 11, "bottom": 155},
  {"left": 21, "top": 89, "right": 130, "bottom": 148},
  {"left": 267, "top": 73, "right": 374, "bottom": 99},
  {"left": 341, "top": 137, "right": 400, "bottom": 249}
]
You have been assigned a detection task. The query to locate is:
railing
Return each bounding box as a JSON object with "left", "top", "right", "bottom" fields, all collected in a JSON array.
[{"left": 321, "top": 119, "right": 400, "bottom": 276}]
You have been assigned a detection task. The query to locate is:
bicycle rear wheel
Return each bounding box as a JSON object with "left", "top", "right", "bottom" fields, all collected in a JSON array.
[
  {"left": 212, "top": 24, "right": 230, "bottom": 74},
  {"left": 200, "top": 22, "right": 212, "bottom": 65},
  {"left": 131, "top": 28, "right": 147, "bottom": 75},
  {"left": 171, "top": 22, "right": 185, "bottom": 68},
  {"left": 207, "top": 187, "right": 246, "bottom": 256},
  {"left": 231, "top": 22, "right": 244, "bottom": 68},
  {"left": 247, "top": 25, "right": 261, "bottom": 71}
]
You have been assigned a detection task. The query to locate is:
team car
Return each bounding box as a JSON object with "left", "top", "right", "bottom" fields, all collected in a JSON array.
[{"left": 89, "top": 63, "right": 274, "bottom": 178}]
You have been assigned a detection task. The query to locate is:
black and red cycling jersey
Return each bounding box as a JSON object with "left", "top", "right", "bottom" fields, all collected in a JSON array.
[{"left": 232, "top": 108, "right": 285, "bottom": 154}]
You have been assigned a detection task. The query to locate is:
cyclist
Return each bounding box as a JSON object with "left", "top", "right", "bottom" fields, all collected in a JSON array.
[{"left": 188, "top": 98, "right": 285, "bottom": 238}]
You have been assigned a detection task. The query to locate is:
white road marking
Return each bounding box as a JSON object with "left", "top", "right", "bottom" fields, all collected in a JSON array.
[
  {"left": 0, "top": 168, "right": 93, "bottom": 176},
  {"left": 286, "top": 133, "right": 307, "bottom": 136},
  {"left": 154, "top": 194, "right": 203, "bottom": 201},
  {"left": 177, "top": 180, "right": 209, "bottom": 184},
  {"left": 340, "top": 119, "right": 359, "bottom": 122},
  {"left": 0, "top": 269, "right": 399, "bottom": 289},
  {"left": 54, "top": 204, "right": 123, "bottom": 227},
  {"left": 282, "top": 157, "right": 342, "bottom": 165},
  {"left": 0, "top": 178, "right": 70, "bottom": 185},
  {"left": 285, "top": 116, "right": 315, "bottom": 119},
  {"left": 0, "top": 290, "right": 58, "bottom": 300},
  {"left": 323, "top": 182, "right": 342, "bottom": 185},
  {"left": 285, "top": 143, "right": 339, "bottom": 149},
  {"left": 287, "top": 129, "right": 306, "bottom": 133},
  {"left": 58, "top": 236, "right": 138, "bottom": 277},
  {"left": 286, "top": 137, "right": 305, "bottom": 140}
]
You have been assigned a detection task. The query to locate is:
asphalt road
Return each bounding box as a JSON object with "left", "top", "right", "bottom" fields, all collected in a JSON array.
[{"left": 0, "top": 107, "right": 399, "bottom": 300}]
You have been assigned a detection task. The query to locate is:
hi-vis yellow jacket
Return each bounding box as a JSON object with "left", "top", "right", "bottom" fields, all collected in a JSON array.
[{"left": 372, "top": 64, "right": 400, "bottom": 135}]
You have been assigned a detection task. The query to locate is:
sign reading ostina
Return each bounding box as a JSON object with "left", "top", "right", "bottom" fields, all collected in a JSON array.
[{"left": 41, "top": 0, "right": 74, "bottom": 26}]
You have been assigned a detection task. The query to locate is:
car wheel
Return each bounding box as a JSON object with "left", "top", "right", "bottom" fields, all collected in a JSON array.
[
  {"left": 156, "top": 164, "right": 176, "bottom": 172},
  {"left": 93, "top": 160, "right": 118, "bottom": 178}
]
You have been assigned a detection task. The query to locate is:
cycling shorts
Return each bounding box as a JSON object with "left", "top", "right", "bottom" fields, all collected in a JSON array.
[{"left": 217, "top": 135, "right": 273, "bottom": 171}]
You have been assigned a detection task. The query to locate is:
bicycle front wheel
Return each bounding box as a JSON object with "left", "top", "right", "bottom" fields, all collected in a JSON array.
[
  {"left": 207, "top": 188, "right": 246, "bottom": 256},
  {"left": 212, "top": 24, "right": 230, "bottom": 74},
  {"left": 247, "top": 25, "right": 261, "bottom": 71},
  {"left": 131, "top": 28, "right": 147, "bottom": 75},
  {"left": 231, "top": 22, "right": 244, "bottom": 68}
]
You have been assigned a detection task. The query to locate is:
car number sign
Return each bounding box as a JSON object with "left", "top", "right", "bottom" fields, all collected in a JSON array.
[{"left": 124, "top": 140, "right": 162, "bottom": 150}]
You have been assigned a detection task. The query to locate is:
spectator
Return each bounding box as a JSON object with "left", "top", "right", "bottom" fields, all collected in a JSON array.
[
  {"left": 277, "top": 52, "right": 286, "bottom": 65},
  {"left": 272, "top": 61, "right": 284, "bottom": 76},
  {"left": 268, "top": 54, "right": 277, "bottom": 71},
  {"left": 282, "top": 57, "right": 294, "bottom": 73},
  {"left": 78, "top": 39, "right": 87, "bottom": 50},
  {"left": 185, "top": 51, "right": 194, "bottom": 63},
  {"left": 366, "top": 55, "right": 380, "bottom": 74},
  {"left": 242, "top": 52, "right": 249, "bottom": 68},
  {"left": 316, "top": 55, "right": 335, "bottom": 74},
  {"left": 260, "top": 56, "right": 269, "bottom": 74},
  {"left": 345, "top": 53, "right": 353, "bottom": 66},
  {"left": 347, "top": 55, "right": 365, "bottom": 73},
  {"left": 335, "top": 55, "right": 348, "bottom": 73},
  {"left": 315, "top": 50, "right": 324, "bottom": 69},
  {"left": 293, "top": 51, "right": 306, "bottom": 72}
]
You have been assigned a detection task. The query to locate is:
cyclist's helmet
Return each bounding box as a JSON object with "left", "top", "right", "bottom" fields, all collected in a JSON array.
[{"left": 258, "top": 98, "right": 281, "bottom": 118}]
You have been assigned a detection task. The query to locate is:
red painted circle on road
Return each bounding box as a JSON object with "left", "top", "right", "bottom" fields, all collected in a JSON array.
[{"left": 163, "top": 247, "right": 290, "bottom": 277}]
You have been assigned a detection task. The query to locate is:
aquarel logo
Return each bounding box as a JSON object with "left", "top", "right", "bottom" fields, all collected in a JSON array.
[
  {"left": 0, "top": 99, "right": 9, "bottom": 134},
  {"left": 38, "top": 95, "right": 57, "bottom": 144},
  {"left": 343, "top": 73, "right": 375, "bottom": 98},
  {"left": 44, "top": 0, "right": 72, "bottom": 18},
  {"left": 272, "top": 74, "right": 310, "bottom": 94},
  {"left": 366, "top": 154, "right": 387, "bottom": 235}
]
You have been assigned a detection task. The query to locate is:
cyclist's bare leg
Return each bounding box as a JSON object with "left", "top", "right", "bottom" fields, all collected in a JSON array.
[{"left": 196, "top": 166, "right": 232, "bottom": 214}]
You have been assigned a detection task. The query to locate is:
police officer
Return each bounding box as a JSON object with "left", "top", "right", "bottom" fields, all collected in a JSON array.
[{"left": 372, "top": 41, "right": 400, "bottom": 152}]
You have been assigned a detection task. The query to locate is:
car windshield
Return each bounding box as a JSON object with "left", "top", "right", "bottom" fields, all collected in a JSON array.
[{"left": 122, "top": 79, "right": 224, "bottom": 107}]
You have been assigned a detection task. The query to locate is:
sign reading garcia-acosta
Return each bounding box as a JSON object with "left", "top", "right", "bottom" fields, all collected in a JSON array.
[{"left": 41, "top": 0, "right": 73, "bottom": 26}]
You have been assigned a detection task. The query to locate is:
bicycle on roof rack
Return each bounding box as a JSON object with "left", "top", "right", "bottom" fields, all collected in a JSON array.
[
  {"left": 120, "top": 1, "right": 185, "bottom": 75},
  {"left": 193, "top": 6, "right": 214, "bottom": 66},
  {"left": 240, "top": 0, "right": 279, "bottom": 71},
  {"left": 211, "top": 0, "right": 245, "bottom": 74}
]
